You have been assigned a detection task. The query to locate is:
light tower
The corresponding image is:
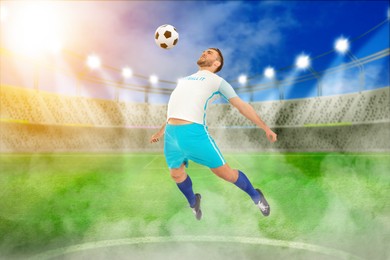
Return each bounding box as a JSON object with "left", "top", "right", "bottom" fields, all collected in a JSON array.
[
  {"left": 263, "top": 66, "right": 281, "bottom": 100},
  {"left": 295, "top": 54, "right": 322, "bottom": 96},
  {"left": 238, "top": 74, "right": 252, "bottom": 101},
  {"left": 334, "top": 37, "right": 365, "bottom": 92},
  {"left": 75, "top": 54, "right": 102, "bottom": 95},
  {"left": 145, "top": 75, "right": 159, "bottom": 103},
  {"left": 115, "top": 67, "right": 133, "bottom": 102}
]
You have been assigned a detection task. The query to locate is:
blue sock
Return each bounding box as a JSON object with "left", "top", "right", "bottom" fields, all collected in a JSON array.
[
  {"left": 177, "top": 175, "right": 196, "bottom": 207},
  {"left": 234, "top": 170, "right": 261, "bottom": 204}
]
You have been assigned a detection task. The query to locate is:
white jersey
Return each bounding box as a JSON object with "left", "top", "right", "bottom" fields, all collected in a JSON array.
[{"left": 167, "top": 70, "right": 237, "bottom": 125}]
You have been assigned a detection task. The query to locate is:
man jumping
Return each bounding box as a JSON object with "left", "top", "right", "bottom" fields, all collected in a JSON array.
[{"left": 150, "top": 48, "right": 277, "bottom": 220}]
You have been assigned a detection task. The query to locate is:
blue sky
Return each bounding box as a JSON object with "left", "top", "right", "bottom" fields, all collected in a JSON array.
[{"left": 1, "top": 1, "right": 389, "bottom": 103}]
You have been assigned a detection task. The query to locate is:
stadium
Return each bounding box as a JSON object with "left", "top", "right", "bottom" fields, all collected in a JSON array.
[{"left": 0, "top": 1, "right": 389, "bottom": 260}]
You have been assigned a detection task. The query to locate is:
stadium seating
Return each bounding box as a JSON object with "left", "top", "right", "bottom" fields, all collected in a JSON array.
[{"left": 0, "top": 85, "right": 389, "bottom": 152}]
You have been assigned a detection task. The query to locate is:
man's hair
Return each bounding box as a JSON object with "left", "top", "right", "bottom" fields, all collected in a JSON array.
[{"left": 210, "top": 48, "right": 224, "bottom": 73}]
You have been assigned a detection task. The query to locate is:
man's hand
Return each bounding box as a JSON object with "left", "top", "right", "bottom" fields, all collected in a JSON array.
[
  {"left": 265, "top": 129, "right": 277, "bottom": 143},
  {"left": 229, "top": 97, "right": 277, "bottom": 144},
  {"left": 150, "top": 132, "right": 164, "bottom": 143},
  {"left": 150, "top": 122, "right": 166, "bottom": 143}
]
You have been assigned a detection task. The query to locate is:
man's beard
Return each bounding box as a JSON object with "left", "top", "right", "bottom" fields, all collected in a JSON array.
[{"left": 197, "top": 58, "right": 213, "bottom": 67}]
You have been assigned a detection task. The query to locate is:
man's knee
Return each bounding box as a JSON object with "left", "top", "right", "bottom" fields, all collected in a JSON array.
[
  {"left": 211, "top": 164, "right": 238, "bottom": 183},
  {"left": 170, "top": 164, "right": 187, "bottom": 183}
]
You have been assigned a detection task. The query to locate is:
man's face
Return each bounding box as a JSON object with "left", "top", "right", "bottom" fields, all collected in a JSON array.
[{"left": 197, "top": 49, "right": 220, "bottom": 68}]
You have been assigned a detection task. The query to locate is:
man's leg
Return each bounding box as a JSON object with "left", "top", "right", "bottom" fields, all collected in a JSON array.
[
  {"left": 211, "top": 164, "right": 270, "bottom": 216},
  {"left": 170, "top": 163, "right": 202, "bottom": 220}
]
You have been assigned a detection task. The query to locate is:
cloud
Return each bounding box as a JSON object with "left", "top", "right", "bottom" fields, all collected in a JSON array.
[
  {"left": 47, "top": 1, "right": 299, "bottom": 85},
  {"left": 10, "top": 1, "right": 386, "bottom": 100},
  {"left": 321, "top": 61, "right": 385, "bottom": 96}
]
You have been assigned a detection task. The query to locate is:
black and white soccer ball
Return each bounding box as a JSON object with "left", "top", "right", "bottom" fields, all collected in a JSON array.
[{"left": 154, "top": 24, "right": 179, "bottom": 49}]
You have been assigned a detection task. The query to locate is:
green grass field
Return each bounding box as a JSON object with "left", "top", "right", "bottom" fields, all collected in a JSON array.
[{"left": 0, "top": 153, "right": 389, "bottom": 260}]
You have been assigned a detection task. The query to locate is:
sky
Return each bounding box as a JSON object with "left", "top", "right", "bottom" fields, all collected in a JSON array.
[{"left": 0, "top": 0, "right": 389, "bottom": 103}]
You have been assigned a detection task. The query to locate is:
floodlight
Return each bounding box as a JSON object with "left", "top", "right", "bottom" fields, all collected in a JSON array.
[
  {"left": 87, "top": 55, "right": 101, "bottom": 69},
  {"left": 122, "top": 67, "right": 133, "bottom": 78},
  {"left": 238, "top": 75, "right": 247, "bottom": 85},
  {"left": 149, "top": 75, "right": 158, "bottom": 84},
  {"left": 296, "top": 54, "right": 310, "bottom": 69},
  {"left": 264, "top": 67, "right": 275, "bottom": 79},
  {"left": 335, "top": 37, "right": 349, "bottom": 54}
]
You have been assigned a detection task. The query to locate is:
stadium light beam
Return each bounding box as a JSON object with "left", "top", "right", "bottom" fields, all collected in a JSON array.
[
  {"left": 87, "top": 55, "right": 101, "bottom": 69},
  {"left": 263, "top": 66, "right": 282, "bottom": 99},
  {"left": 238, "top": 75, "right": 247, "bottom": 85},
  {"left": 295, "top": 54, "right": 323, "bottom": 96},
  {"left": 334, "top": 36, "right": 365, "bottom": 91},
  {"left": 122, "top": 67, "right": 133, "bottom": 78},
  {"left": 264, "top": 67, "right": 275, "bottom": 79}
]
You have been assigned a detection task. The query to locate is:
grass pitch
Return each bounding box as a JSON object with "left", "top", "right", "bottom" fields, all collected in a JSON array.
[{"left": 0, "top": 153, "right": 389, "bottom": 259}]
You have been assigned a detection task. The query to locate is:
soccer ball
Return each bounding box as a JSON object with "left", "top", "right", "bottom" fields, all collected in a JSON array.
[{"left": 154, "top": 24, "right": 179, "bottom": 49}]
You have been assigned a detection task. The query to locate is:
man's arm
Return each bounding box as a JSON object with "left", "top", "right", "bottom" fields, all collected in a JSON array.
[
  {"left": 150, "top": 122, "right": 166, "bottom": 143},
  {"left": 229, "top": 97, "right": 277, "bottom": 143}
]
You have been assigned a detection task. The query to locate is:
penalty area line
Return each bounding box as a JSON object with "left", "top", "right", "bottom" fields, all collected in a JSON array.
[{"left": 30, "top": 235, "right": 363, "bottom": 260}]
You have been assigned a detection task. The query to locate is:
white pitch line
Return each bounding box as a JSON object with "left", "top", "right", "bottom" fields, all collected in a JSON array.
[
  {"left": 142, "top": 167, "right": 168, "bottom": 170},
  {"left": 0, "top": 153, "right": 163, "bottom": 157},
  {"left": 2, "top": 153, "right": 388, "bottom": 157},
  {"left": 226, "top": 155, "right": 246, "bottom": 169},
  {"left": 142, "top": 155, "right": 164, "bottom": 169},
  {"left": 232, "top": 153, "right": 390, "bottom": 157},
  {"left": 30, "top": 235, "right": 363, "bottom": 260}
]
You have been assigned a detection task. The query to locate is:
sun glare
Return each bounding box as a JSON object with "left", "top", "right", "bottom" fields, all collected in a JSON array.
[
  {"left": 4, "top": 2, "right": 66, "bottom": 57},
  {"left": 0, "top": 4, "right": 8, "bottom": 22}
]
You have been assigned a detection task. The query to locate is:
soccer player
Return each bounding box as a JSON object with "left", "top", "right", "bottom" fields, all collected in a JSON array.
[{"left": 150, "top": 48, "right": 277, "bottom": 220}]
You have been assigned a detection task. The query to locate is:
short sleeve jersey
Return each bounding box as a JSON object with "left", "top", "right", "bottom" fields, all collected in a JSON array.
[{"left": 167, "top": 70, "right": 238, "bottom": 125}]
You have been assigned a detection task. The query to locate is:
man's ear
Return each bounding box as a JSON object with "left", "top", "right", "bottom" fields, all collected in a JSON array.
[{"left": 213, "top": 60, "right": 221, "bottom": 70}]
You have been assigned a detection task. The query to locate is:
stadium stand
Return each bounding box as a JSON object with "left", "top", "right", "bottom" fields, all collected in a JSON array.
[{"left": 0, "top": 85, "right": 389, "bottom": 152}]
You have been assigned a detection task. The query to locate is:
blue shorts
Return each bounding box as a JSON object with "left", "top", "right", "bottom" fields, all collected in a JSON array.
[{"left": 164, "top": 123, "right": 226, "bottom": 169}]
